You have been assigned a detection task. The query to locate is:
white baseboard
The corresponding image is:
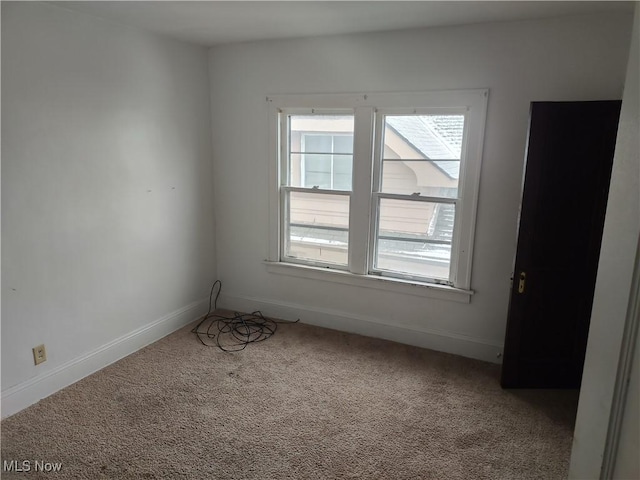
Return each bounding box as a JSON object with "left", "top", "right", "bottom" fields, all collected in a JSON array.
[
  {"left": 1, "top": 299, "right": 208, "bottom": 419},
  {"left": 220, "top": 293, "right": 503, "bottom": 365}
]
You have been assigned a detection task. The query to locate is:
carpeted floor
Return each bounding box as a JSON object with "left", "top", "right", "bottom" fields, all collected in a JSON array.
[{"left": 1, "top": 312, "right": 579, "bottom": 479}]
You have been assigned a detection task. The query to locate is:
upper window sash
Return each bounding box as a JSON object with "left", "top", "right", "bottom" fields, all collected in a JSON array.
[
  {"left": 280, "top": 109, "right": 354, "bottom": 190},
  {"left": 372, "top": 108, "right": 469, "bottom": 192}
]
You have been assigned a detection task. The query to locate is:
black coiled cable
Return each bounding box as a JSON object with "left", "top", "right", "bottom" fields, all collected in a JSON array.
[{"left": 191, "top": 280, "right": 298, "bottom": 352}]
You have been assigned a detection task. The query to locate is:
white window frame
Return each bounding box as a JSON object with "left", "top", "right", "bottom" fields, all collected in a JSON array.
[{"left": 266, "top": 90, "right": 488, "bottom": 303}]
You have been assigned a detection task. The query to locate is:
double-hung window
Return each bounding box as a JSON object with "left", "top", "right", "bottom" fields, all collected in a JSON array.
[
  {"left": 267, "top": 90, "right": 488, "bottom": 298},
  {"left": 372, "top": 112, "right": 465, "bottom": 283},
  {"left": 282, "top": 113, "right": 354, "bottom": 267}
]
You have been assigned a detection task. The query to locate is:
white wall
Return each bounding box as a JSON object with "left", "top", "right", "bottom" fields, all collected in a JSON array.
[
  {"left": 570, "top": 5, "right": 640, "bottom": 478},
  {"left": 1, "top": 2, "right": 215, "bottom": 416},
  {"left": 208, "top": 13, "right": 633, "bottom": 362}
]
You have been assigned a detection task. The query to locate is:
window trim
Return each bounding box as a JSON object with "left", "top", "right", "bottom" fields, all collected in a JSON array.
[
  {"left": 264, "top": 260, "right": 474, "bottom": 304},
  {"left": 267, "top": 90, "right": 488, "bottom": 296}
]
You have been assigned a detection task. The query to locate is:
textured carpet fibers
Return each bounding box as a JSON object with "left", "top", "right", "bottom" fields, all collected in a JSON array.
[{"left": 1, "top": 313, "right": 578, "bottom": 479}]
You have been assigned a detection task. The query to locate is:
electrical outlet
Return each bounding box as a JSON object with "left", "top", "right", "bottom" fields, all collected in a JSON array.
[{"left": 33, "top": 344, "right": 46, "bottom": 365}]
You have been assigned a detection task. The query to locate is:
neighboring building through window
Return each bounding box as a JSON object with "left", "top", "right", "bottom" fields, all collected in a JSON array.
[
  {"left": 300, "top": 133, "right": 353, "bottom": 190},
  {"left": 268, "top": 90, "right": 488, "bottom": 291}
]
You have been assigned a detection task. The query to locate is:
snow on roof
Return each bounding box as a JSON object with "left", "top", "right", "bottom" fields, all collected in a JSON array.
[{"left": 386, "top": 115, "right": 464, "bottom": 179}]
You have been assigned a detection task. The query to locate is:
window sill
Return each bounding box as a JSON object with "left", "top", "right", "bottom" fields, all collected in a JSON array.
[{"left": 264, "top": 261, "right": 473, "bottom": 304}]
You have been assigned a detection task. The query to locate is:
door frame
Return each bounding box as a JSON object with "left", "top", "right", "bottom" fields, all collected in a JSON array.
[{"left": 599, "top": 235, "right": 640, "bottom": 478}]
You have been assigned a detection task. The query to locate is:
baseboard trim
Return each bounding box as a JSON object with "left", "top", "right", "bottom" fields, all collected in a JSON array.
[
  {"left": 220, "top": 293, "right": 503, "bottom": 364},
  {"left": 1, "top": 299, "right": 208, "bottom": 419}
]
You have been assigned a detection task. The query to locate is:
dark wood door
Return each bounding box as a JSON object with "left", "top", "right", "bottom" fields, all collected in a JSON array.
[{"left": 501, "top": 101, "right": 621, "bottom": 389}]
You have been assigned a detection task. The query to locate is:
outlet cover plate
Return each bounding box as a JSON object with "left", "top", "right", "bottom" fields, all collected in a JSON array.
[{"left": 33, "top": 344, "right": 46, "bottom": 365}]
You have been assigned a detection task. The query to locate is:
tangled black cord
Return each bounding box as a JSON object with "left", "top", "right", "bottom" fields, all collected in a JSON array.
[{"left": 191, "top": 280, "right": 299, "bottom": 352}]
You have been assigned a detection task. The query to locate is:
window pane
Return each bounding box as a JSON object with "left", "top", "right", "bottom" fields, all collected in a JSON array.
[
  {"left": 374, "top": 198, "right": 454, "bottom": 281},
  {"left": 288, "top": 115, "right": 354, "bottom": 190},
  {"left": 381, "top": 114, "right": 463, "bottom": 197},
  {"left": 381, "top": 160, "right": 459, "bottom": 197},
  {"left": 333, "top": 135, "right": 354, "bottom": 154},
  {"left": 305, "top": 135, "right": 332, "bottom": 153},
  {"left": 286, "top": 191, "right": 349, "bottom": 266},
  {"left": 304, "top": 154, "right": 332, "bottom": 188},
  {"left": 384, "top": 115, "right": 464, "bottom": 160},
  {"left": 333, "top": 155, "right": 353, "bottom": 190}
]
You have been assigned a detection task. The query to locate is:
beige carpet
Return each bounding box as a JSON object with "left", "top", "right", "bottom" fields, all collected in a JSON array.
[{"left": 1, "top": 312, "right": 578, "bottom": 479}]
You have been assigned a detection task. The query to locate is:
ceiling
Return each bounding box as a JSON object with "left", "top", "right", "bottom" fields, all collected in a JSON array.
[{"left": 52, "top": 1, "right": 635, "bottom": 47}]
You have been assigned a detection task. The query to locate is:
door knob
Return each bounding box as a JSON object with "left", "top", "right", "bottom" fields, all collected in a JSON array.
[{"left": 518, "top": 272, "right": 526, "bottom": 294}]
